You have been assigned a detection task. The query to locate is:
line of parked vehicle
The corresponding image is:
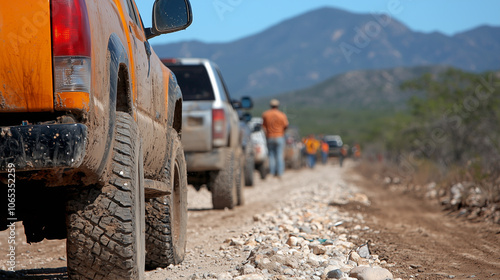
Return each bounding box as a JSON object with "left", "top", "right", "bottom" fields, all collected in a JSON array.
[{"left": 161, "top": 58, "right": 317, "bottom": 211}]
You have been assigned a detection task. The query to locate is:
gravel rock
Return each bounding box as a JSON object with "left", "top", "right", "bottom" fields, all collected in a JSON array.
[
  {"left": 349, "top": 266, "right": 394, "bottom": 280},
  {"left": 234, "top": 274, "right": 265, "bottom": 280},
  {"left": 149, "top": 169, "right": 398, "bottom": 280},
  {"left": 286, "top": 236, "right": 299, "bottom": 246},
  {"left": 357, "top": 244, "right": 371, "bottom": 258},
  {"left": 217, "top": 272, "right": 233, "bottom": 280},
  {"left": 309, "top": 244, "right": 327, "bottom": 255},
  {"left": 326, "top": 268, "right": 343, "bottom": 279},
  {"left": 213, "top": 178, "right": 395, "bottom": 279},
  {"left": 241, "top": 263, "right": 256, "bottom": 275},
  {"left": 450, "top": 183, "right": 464, "bottom": 205},
  {"left": 350, "top": 251, "right": 361, "bottom": 263}
]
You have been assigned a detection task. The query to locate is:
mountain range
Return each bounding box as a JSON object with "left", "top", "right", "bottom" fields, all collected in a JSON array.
[
  {"left": 154, "top": 7, "right": 500, "bottom": 99},
  {"left": 264, "top": 65, "right": 448, "bottom": 111}
]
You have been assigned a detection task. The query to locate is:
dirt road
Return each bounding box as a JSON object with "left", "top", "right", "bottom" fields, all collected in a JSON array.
[
  {"left": 348, "top": 170, "right": 500, "bottom": 280},
  {"left": 1, "top": 160, "right": 499, "bottom": 279}
]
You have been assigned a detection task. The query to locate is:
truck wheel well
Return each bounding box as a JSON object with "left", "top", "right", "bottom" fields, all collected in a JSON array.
[
  {"left": 116, "top": 65, "right": 131, "bottom": 114},
  {"left": 173, "top": 99, "right": 182, "bottom": 135}
]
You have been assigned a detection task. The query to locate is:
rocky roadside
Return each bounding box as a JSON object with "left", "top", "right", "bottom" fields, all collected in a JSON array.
[
  {"left": 146, "top": 163, "right": 399, "bottom": 280},
  {"left": 370, "top": 163, "right": 500, "bottom": 225}
]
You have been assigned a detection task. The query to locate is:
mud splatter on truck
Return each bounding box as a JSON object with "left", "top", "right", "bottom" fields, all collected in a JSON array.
[{"left": 0, "top": 1, "right": 193, "bottom": 279}]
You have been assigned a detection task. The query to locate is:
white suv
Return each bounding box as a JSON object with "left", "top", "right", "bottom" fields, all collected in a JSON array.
[
  {"left": 163, "top": 58, "right": 250, "bottom": 209},
  {"left": 249, "top": 117, "right": 270, "bottom": 179}
]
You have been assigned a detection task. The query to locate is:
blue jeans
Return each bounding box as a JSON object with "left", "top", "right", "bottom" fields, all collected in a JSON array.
[
  {"left": 307, "top": 154, "right": 316, "bottom": 168},
  {"left": 267, "top": 137, "right": 285, "bottom": 176},
  {"left": 321, "top": 151, "right": 328, "bottom": 164}
]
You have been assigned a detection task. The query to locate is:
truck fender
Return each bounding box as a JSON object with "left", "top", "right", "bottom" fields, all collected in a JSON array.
[
  {"left": 160, "top": 72, "right": 183, "bottom": 178},
  {"left": 166, "top": 72, "right": 183, "bottom": 135},
  {"left": 96, "top": 33, "right": 131, "bottom": 176}
]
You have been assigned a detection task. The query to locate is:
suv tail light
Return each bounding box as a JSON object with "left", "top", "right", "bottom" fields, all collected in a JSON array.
[
  {"left": 212, "top": 109, "right": 227, "bottom": 147},
  {"left": 51, "top": 0, "right": 91, "bottom": 95},
  {"left": 161, "top": 58, "right": 178, "bottom": 64}
]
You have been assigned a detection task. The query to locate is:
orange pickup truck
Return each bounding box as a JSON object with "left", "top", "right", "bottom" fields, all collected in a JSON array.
[{"left": 0, "top": 0, "right": 192, "bottom": 279}]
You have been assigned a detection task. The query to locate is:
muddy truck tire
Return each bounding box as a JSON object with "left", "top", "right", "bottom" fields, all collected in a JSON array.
[
  {"left": 66, "top": 112, "right": 145, "bottom": 280},
  {"left": 145, "top": 133, "right": 188, "bottom": 268},
  {"left": 211, "top": 152, "right": 238, "bottom": 209}
]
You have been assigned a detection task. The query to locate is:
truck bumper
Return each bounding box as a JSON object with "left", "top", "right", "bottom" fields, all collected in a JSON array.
[
  {"left": 185, "top": 147, "right": 230, "bottom": 172},
  {"left": 0, "top": 123, "right": 87, "bottom": 171}
]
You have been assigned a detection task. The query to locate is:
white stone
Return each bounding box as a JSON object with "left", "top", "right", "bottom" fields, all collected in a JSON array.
[
  {"left": 287, "top": 236, "right": 299, "bottom": 246},
  {"left": 234, "top": 274, "right": 265, "bottom": 280},
  {"left": 349, "top": 266, "right": 394, "bottom": 280}
]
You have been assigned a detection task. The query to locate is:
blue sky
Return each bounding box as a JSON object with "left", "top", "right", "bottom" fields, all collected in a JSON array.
[{"left": 136, "top": 0, "right": 500, "bottom": 45}]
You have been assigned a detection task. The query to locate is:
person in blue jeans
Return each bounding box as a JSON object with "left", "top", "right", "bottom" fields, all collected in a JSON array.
[
  {"left": 266, "top": 137, "right": 286, "bottom": 177},
  {"left": 262, "top": 99, "right": 289, "bottom": 178}
]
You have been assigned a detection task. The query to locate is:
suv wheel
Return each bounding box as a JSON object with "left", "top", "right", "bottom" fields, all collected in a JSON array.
[
  {"left": 211, "top": 151, "right": 237, "bottom": 209},
  {"left": 66, "top": 112, "right": 145, "bottom": 280},
  {"left": 257, "top": 159, "right": 270, "bottom": 180},
  {"left": 244, "top": 152, "right": 255, "bottom": 187}
]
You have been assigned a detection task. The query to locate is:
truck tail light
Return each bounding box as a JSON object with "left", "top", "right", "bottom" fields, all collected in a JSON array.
[
  {"left": 212, "top": 109, "right": 226, "bottom": 147},
  {"left": 51, "top": 0, "right": 91, "bottom": 94}
]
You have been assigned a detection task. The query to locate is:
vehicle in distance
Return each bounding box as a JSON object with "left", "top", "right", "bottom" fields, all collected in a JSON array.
[
  {"left": 162, "top": 58, "right": 250, "bottom": 209},
  {"left": 249, "top": 117, "right": 270, "bottom": 180},
  {"left": 235, "top": 109, "right": 256, "bottom": 187},
  {"left": 285, "top": 126, "right": 305, "bottom": 170},
  {"left": 324, "top": 135, "right": 344, "bottom": 157},
  {"left": 0, "top": 1, "right": 192, "bottom": 279}
]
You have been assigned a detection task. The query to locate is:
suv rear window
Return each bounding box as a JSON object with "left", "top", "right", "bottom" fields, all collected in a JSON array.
[
  {"left": 327, "top": 140, "right": 341, "bottom": 148},
  {"left": 168, "top": 65, "right": 215, "bottom": 101}
]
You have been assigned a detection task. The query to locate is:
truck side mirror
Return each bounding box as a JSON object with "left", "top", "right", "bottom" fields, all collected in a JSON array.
[{"left": 147, "top": 0, "right": 193, "bottom": 39}]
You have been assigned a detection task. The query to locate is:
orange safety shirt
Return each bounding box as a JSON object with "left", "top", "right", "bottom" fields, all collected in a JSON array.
[
  {"left": 304, "top": 138, "right": 320, "bottom": 155},
  {"left": 321, "top": 141, "right": 329, "bottom": 153},
  {"left": 262, "top": 109, "right": 289, "bottom": 138}
]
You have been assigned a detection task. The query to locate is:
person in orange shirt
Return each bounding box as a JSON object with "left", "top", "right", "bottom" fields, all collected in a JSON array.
[
  {"left": 304, "top": 134, "right": 320, "bottom": 168},
  {"left": 262, "top": 99, "right": 289, "bottom": 178}
]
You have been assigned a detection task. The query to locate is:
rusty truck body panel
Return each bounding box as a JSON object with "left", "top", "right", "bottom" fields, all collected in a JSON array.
[
  {"left": 0, "top": 0, "right": 182, "bottom": 185},
  {"left": 0, "top": 1, "right": 54, "bottom": 112}
]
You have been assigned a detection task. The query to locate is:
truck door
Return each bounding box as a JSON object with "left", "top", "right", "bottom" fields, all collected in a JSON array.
[
  {"left": 123, "top": 0, "right": 151, "bottom": 116},
  {"left": 122, "top": 0, "right": 167, "bottom": 173}
]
